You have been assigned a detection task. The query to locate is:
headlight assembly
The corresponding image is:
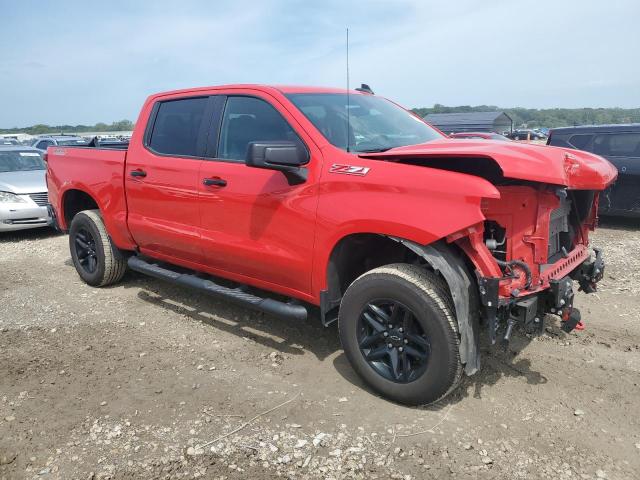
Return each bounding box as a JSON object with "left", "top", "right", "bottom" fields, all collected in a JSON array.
[{"left": 0, "top": 191, "right": 27, "bottom": 203}]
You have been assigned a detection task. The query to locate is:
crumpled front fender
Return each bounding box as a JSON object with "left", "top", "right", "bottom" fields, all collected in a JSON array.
[{"left": 391, "top": 238, "right": 481, "bottom": 376}]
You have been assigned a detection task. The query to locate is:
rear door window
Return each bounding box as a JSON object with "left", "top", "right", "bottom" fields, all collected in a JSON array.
[
  {"left": 607, "top": 133, "right": 640, "bottom": 157},
  {"left": 148, "top": 97, "right": 208, "bottom": 157},
  {"left": 593, "top": 133, "right": 640, "bottom": 157},
  {"left": 568, "top": 134, "right": 593, "bottom": 150}
]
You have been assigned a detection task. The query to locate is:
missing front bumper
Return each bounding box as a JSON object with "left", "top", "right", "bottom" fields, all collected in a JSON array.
[
  {"left": 479, "top": 248, "right": 604, "bottom": 344},
  {"left": 572, "top": 248, "right": 604, "bottom": 293}
]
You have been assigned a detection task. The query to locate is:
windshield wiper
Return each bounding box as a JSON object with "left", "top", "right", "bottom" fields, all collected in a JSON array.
[{"left": 356, "top": 147, "right": 392, "bottom": 153}]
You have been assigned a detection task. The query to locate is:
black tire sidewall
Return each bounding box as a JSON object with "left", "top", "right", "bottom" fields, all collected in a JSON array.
[
  {"left": 339, "top": 270, "right": 459, "bottom": 405},
  {"left": 69, "top": 212, "right": 107, "bottom": 287}
]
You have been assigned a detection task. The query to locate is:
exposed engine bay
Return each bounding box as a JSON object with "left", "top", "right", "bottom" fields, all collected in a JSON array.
[{"left": 451, "top": 185, "right": 605, "bottom": 347}]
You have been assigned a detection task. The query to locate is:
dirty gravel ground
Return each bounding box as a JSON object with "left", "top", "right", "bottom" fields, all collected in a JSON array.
[{"left": 1, "top": 221, "right": 639, "bottom": 480}]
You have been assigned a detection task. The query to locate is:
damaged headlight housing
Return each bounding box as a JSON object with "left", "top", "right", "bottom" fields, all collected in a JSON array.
[{"left": 0, "top": 191, "right": 27, "bottom": 203}]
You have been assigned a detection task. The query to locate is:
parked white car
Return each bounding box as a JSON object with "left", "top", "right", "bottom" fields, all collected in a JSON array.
[{"left": 0, "top": 146, "right": 51, "bottom": 232}]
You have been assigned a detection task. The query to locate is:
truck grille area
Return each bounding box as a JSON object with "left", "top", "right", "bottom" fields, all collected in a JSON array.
[
  {"left": 28, "top": 192, "right": 49, "bottom": 206},
  {"left": 548, "top": 195, "right": 572, "bottom": 262},
  {"left": 479, "top": 185, "right": 597, "bottom": 298}
]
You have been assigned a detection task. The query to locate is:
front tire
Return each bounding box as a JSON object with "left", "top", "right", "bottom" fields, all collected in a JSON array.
[
  {"left": 69, "top": 209, "right": 127, "bottom": 287},
  {"left": 339, "top": 264, "right": 462, "bottom": 405}
]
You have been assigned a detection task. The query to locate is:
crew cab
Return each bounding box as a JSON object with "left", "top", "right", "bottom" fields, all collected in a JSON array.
[{"left": 46, "top": 84, "right": 616, "bottom": 405}]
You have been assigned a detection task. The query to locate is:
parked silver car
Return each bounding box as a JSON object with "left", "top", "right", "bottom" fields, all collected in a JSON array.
[
  {"left": 32, "top": 135, "right": 88, "bottom": 152},
  {"left": 0, "top": 146, "right": 51, "bottom": 232}
]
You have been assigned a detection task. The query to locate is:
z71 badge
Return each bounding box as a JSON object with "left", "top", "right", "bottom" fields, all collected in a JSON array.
[{"left": 329, "top": 164, "right": 370, "bottom": 176}]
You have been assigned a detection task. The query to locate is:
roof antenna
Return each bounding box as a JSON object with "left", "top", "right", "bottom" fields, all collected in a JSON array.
[{"left": 346, "top": 27, "right": 351, "bottom": 153}]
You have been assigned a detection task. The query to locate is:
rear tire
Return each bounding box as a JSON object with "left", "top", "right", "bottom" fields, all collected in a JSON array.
[
  {"left": 69, "top": 209, "right": 127, "bottom": 287},
  {"left": 339, "top": 264, "right": 462, "bottom": 406}
]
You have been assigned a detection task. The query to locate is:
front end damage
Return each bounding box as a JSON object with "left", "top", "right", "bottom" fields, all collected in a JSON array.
[
  {"left": 453, "top": 185, "right": 605, "bottom": 347},
  {"left": 361, "top": 142, "right": 617, "bottom": 373}
]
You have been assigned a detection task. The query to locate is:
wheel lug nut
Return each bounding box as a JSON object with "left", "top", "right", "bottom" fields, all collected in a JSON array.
[
  {"left": 398, "top": 347, "right": 404, "bottom": 352},
  {"left": 388, "top": 343, "right": 393, "bottom": 349},
  {"left": 388, "top": 324, "right": 393, "bottom": 329},
  {"left": 383, "top": 332, "right": 388, "bottom": 337},
  {"left": 404, "top": 339, "right": 408, "bottom": 344},
  {"left": 398, "top": 328, "right": 403, "bottom": 333}
]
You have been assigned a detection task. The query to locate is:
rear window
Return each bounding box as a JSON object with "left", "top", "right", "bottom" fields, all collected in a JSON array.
[
  {"left": 148, "top": 97, "right": 208, "bottom": 157},
  {"left": 0, "top": 151, "right": 45, "bottom": 172},
  {"left": 35, "top": 140, "right": 54, "bottom": 150}
]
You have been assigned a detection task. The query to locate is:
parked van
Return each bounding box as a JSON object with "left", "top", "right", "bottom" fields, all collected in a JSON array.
[{"left": 548, "top": 124, "right": 640, "bottom": 217}]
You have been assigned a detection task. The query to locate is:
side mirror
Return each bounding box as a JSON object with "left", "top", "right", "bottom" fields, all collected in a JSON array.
[{"left": 246, "top": 141, "right": 309, "bottom": 185}]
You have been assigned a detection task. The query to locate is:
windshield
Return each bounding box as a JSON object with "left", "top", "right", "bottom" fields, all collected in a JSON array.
[
  {"left": 0, "top": 151, "right": 45, "bottom": 172},
  {"left": 56, "top": 138, "right": 88, "bottom": 146},
  {"left": 286, "top": 93, "right": 442, "bottom": 152}
]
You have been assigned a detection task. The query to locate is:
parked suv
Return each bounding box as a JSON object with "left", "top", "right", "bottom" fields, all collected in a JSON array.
[
  {"left": 547, "top": 124, "right": 640, "bottom": 216},
  {"left": 32, "top": 135, "right": 88, "bottom": 152}
]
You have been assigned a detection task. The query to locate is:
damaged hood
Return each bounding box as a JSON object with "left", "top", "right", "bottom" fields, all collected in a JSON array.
[{"left": 359, "top": 139, "right": 618, "bottom": 189}]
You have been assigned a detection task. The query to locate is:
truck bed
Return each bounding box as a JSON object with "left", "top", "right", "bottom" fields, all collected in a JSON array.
[{"left": 46, "top": 146, "right": 134, "bottom": 249}]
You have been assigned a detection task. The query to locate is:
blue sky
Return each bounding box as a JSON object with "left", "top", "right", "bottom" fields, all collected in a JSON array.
[{"left": 1, "top": 0, "right": 639, "bottom": 127}]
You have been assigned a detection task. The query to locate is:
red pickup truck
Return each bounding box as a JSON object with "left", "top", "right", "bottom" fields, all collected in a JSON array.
[{"left": 46, "top": 84, "right": 616, "bottom": 405}]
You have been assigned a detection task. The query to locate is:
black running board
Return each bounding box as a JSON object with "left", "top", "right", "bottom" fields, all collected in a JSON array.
[{"left": 128, "top": 256, "right": 308, "bottom": 321}]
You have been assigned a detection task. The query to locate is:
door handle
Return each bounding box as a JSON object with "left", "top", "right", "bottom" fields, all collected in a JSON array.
[
  {"left": 203, "top": 178, "right": 227, "bottom": 187},
  {"left": 130, "top": 169, "right": 147, "bottom": 178}
]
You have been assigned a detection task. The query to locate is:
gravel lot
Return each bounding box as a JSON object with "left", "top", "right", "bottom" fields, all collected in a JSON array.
[{"left": 1, "top": 221, "right": 639, "bottom": 480}]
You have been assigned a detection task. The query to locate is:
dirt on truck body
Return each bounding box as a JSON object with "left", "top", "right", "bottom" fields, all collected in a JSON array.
[{"left": 45, "top": 84, "right": 617, "bottom": 406}]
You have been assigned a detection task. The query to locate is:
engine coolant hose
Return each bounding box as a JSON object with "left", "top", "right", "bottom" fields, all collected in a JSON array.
[{"left": 496, "top": 259, "right": 533, "bottom": 290}]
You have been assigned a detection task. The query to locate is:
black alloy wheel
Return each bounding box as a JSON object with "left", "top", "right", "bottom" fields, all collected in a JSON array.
[
  {"left": 358, "top": 299, "right": 430, "bottom": 383},
  {"left": 74, "top": 227, "right": 98, "bottom": 274},
  {"left": 68, "top": 209, "right": 127, "bottom": 287},
  {"left": 338, "top": 264, "right": 463, "bottom": 405}
]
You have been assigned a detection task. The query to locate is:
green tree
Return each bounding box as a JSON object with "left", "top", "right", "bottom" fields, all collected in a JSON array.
[{"left": 412, "top": 106, "right": 640, "bottom": 129}]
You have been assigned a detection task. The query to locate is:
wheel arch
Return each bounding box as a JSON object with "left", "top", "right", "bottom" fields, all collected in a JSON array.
[
  {"left": 61, "top": 188, "right": 99, "bottom": 228},
  {"left": 320, "top": 232, "right": 481, "bottom": 376},
  {"left": 59, "top": 185, "right": 136, "bottom": 251}
]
